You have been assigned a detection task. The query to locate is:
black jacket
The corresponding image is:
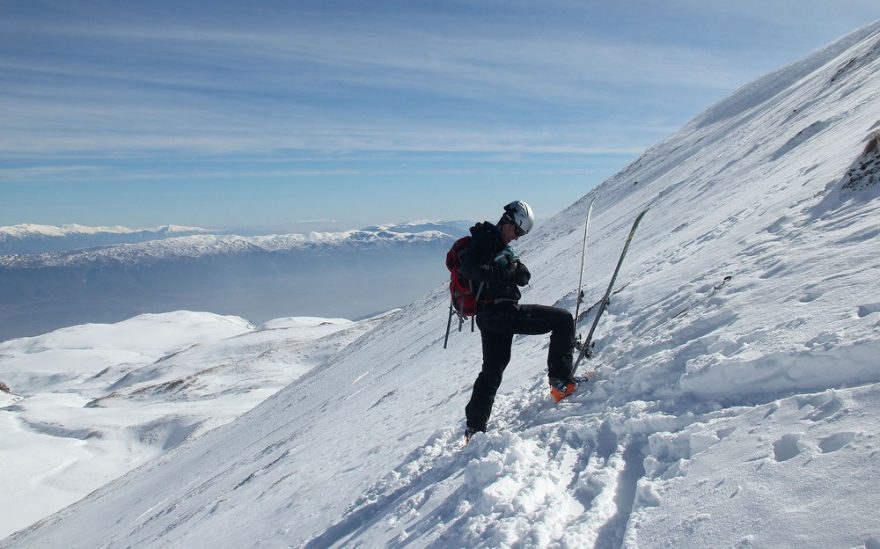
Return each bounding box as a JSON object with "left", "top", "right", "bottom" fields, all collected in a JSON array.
[{"left": 459, "top": 221, "right": 531, "bottom": 308}]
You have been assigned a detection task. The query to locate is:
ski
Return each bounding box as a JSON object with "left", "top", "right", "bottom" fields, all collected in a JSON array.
[
  {"left": 573, "top": 207, "right": 649, "bottom": 370},
  {"left": 573, "top": 197, "right": 597, "bottom": 322}
]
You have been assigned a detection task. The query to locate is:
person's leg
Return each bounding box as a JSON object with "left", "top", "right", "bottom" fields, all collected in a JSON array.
[
  {"left": 465, "top": 329, "right": 514, "bottom": 432},
  {"left": 479, "top": 304, "right": 576, "bottom": 381},
  {"left": 526, "top": 305, "right": 576, "bottom": 381}
]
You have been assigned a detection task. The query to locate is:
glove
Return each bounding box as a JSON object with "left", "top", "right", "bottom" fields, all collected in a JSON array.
[
  {"left": 512, "top": 261, "right": 530, "bottom": 286},
  {"left": 494, "top": 247, "right": 518, "bottom": 269}
]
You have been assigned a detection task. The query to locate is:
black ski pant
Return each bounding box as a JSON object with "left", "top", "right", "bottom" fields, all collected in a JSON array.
[{"left": 465, "top": 303, "right": 575, "bottom": 432}]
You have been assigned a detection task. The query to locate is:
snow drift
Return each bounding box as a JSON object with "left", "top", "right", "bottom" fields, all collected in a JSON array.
[{"left": 4, "top": 20, "right": 880, "bottom": 549}]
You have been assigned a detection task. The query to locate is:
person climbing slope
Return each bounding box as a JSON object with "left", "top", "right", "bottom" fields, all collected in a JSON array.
[{"left": 460, "top": 200, "right": 578, "bottom": 442}]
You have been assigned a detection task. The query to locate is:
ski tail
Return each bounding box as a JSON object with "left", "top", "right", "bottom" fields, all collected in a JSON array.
[
  {"left": 574, "top": 207, "right": 649, "bottom": 369},
  {"left": 573, "top": 196, "right": 597, "bottom": 322}
]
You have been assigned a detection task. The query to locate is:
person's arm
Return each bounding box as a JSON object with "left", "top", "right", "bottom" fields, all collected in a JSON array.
[{"left": 460, "top": 230, "right": 515, "bottom": 286}]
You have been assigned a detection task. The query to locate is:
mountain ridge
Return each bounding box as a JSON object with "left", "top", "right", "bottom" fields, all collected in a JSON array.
[
  {"left": 0, "top": 229, "right": 453, "bottom": 268},
  {"left": 0, "top": 224, "right": 464, "bottom": 341}
]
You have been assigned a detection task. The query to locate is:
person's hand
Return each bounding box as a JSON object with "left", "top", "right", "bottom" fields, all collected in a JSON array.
[{"left": 513, "top": 262, "right": 530, "bottom": 286}]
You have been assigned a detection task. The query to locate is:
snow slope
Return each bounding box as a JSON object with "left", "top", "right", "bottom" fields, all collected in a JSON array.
[
  {"left": 0, "top": 311, "right": 387, "bottom": 539},
  {"left": 5, "top": 20, "right": 880, "bottom": 549}
]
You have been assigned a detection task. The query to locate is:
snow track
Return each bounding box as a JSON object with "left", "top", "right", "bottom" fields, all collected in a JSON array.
[{"left": 314, "top": 372, "right": 880, "bottom": 548}]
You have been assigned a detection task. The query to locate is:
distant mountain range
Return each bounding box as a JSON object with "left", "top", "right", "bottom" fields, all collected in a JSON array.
[
  {"left": 0, "top": 221, "right": 473, "bottom": 341},
  {"left": 360, "top": 220, "right": 473, "bottom": 236},
  {"left": 0, "top": 221, "right": 474, "bottom": 256},
  {"left": 0, "top": 224, "right": 212, "bottom": 255}
]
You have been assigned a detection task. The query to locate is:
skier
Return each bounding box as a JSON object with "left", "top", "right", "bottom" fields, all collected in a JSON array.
[{"left": 461, "top": 200, "right": 578, "bottom": 442}]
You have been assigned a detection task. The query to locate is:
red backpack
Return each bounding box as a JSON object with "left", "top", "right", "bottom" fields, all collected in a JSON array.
[{"left": 443, "top": 236, "right": 490, "bottom": 348}]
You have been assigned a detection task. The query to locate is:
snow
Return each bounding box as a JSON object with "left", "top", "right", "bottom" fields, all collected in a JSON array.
[
  {"left": 0, "top": 223, "right": 208, "bottom": 239},
  {"left": 4, "top": 19, "right": 880, "bottom": 549},
  {"left": 0, "top": 224, "right": 214, "bottom": 256},
  {"left": 361, "top": 220, "right": 474, "bottom": 236},
  {"left": 1, "top": 224, "right": 454, "bottom": 262},
  {"left": 0, "top": 311, "right": 386, "bottom": 539}
]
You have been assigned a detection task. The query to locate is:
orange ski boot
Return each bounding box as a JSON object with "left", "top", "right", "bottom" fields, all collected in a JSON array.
[{"left": 550, "top": 378, "right": 578, "bottom": 403}]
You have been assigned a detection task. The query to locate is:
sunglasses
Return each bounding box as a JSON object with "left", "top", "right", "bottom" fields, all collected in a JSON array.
[{"left": 503, "top": 213, "right": 526, "bottom": 237}]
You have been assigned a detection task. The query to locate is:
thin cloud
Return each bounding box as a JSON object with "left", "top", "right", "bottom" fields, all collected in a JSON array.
[{"left": 0, "top": 6, "right": 752, "bottom": 185}]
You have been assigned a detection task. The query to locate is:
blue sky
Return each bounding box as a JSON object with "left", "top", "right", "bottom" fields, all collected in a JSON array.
[{"left": 3, "top": 1, "right": 880, "bottom": 232}]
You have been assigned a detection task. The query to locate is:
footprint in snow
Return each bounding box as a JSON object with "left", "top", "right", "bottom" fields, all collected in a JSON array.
[
  {"left": 797, "top": 290, "right": 823, "bottom": 303},
  {"left": 818, "top": 432, "right": 856, "bottom": 454},
  {"left": 802, "top": 395, "right": 844, "bottom": 421},
  {"left": 772, "top": 433, "right": 803, "bottom": 462},
  {"left": 857, "top": 303, "right": 880, "bottom": 318}
]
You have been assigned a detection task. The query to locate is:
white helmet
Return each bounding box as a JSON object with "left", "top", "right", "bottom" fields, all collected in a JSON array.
[{"left": 503, "top": 200, "right": 535, "bottom": 235}]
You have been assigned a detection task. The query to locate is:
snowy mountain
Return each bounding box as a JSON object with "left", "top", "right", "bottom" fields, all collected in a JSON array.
[
  {"left": 0, "top": 226, "right": 464, "bottom": 268},
  {"left": 361, "top": 220, "right": 474, "bottom": 236},
  {"left": 0, "top": 226, "right": 456, "bottom": 341},
  {"left": 0, "top": 221, "right": 470, "bottom": 260},
  {"left": 0, "top": 310, "right": 388, "bottom": 539},
  {"left": 0, "top": 224, "right": 211, "bottom": 255},
  {"left": 4, "top": 21, "right": 880, "bottom": 549}
]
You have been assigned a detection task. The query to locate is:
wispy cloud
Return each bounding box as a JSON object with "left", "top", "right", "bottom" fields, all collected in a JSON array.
[
  {"left": 0, "top": 5, "right": 746, "bottom": 161},
  {"left": 3, "top": 1, "right": 879, "bottom": 226}
]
